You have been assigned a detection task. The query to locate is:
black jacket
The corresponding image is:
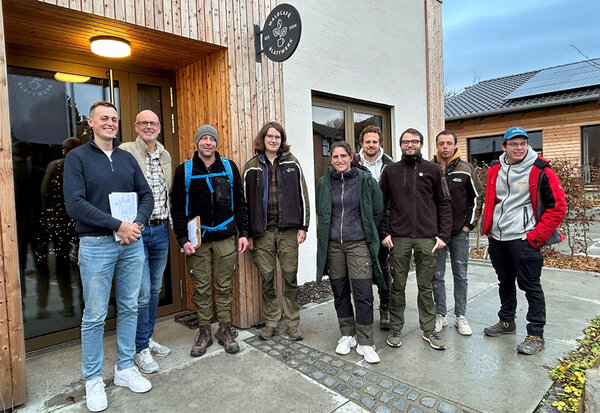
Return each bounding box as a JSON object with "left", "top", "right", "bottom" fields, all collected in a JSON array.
[{"left": 171, "top": 151, "right": 249, "bottom": 246}]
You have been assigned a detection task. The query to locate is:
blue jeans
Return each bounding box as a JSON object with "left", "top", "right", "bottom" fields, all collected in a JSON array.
[
  {"left": 433, "top": 230, "right": 469, "bottom": 317},
  {"left": 136, "top": 222, "right": 170, "bottom": 352},
  {"left": 78, "top": 236, "right": 145, "bottom": 380}
]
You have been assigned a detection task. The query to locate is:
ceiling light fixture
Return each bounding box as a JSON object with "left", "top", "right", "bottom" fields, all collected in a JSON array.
[
  {"left": 54, "top": 72, "right": 91, "bottom": 83},
  {"left": 90, "top": 36, "right": 131, "bottom": 58}
]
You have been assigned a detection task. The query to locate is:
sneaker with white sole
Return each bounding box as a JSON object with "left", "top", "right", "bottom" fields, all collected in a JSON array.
[
  {"left": 386, "top": 329, "right": 402, "bottom": 347},
  {"left": 113, "top": 366, "right": 152, "bottom": 393},
  {"left": 148, "top": 337, "right": 171, "bottom": 357},
  {"left": 85, "top": 376, "right": 107, "bottom": 412},
  {"left": 335, "top": 335, "right": 357, "bottom": 355},
  {"left": 422, "top": 330, "right": 446, "bottom": 350},
  {"left": 356, "top": 344, "right": 380, "bottom": 364},
  {"left": 434, "top": 314, "right": 448, "bottom": 333},
  {"left": 134, "top": 348, "right": 159, "bottom": 374},
  {"left": 455, "top": 315, "right": 472, "bottom": 336}
]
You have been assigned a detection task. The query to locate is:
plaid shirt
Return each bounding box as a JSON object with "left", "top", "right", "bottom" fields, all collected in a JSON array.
[
  {"left": 146, "top": 147, "right": 169, "bottom": 220},
  {"left": 266, "top": 159, "right": 279, "bottom": 229}
]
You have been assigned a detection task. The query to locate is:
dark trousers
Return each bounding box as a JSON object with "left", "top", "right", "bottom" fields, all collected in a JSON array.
[
  {"left": 488, "top": 237, "right": 546, "bottom": 336},
  {"left": 377, "top": 245, "right": 392, "bottom": 306}
]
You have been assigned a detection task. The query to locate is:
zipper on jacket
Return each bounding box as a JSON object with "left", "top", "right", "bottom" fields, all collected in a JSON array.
[
  {"left": 340, "top": 173, "right": 345, "bottom": 243},
  {"left": 495, "top": 164, "right": 511, "bottom": 240},
  {"left": 412, "top": 163, "right": 417, "bottom": 237},
  {"left": 523, "top": 206, "right": 528, "bottom": 230},
  {"left": 109, "top": 159, "right": 114, "bottom": 172}
]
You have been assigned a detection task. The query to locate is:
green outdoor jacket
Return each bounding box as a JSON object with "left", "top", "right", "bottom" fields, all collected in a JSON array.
[{"left": 315, "top": 166, "right": 386, "bottom": 290}]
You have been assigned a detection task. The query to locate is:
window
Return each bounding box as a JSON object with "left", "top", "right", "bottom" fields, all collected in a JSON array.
[
  {"left": 312, "top": 94, "right": 391, "bottom": 183},
  {"left": 582, "top": 125, "right": 600, "bottom": 185},
  {"left": 467, "top": 131, "right": 543, "bottom": 165}
]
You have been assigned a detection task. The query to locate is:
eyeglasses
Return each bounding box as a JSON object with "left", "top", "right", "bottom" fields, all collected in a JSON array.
[
  {"left": 506, "top": 140, "right": 528, "bottom": 148},
  {"left": 136, "top": 121, "right": 160, "bottom": 127},
  {"left": 265, "top": 133, "right": 281, "bottom": 140},
  {"left": 401, "top": 139, "right": 421, "bottom": 146}
]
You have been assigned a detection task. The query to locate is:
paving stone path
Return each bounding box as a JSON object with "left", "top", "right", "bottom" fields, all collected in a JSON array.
[{"left": 245, "top": 331, "right": 478, "bottom": 413}]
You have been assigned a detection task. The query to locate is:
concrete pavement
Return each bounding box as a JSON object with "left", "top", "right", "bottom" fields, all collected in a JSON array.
[{"left": 18, "top": 260, "right": 600, "bottom": 413}]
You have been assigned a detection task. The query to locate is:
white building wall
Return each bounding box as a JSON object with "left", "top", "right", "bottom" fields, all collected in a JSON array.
[{"left": 281, "top": 1, "right": 429, "bottom": 285}]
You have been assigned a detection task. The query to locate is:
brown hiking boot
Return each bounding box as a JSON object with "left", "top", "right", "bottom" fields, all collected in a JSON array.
[
  {"left": 286, "top": 326, "right": 303, "bottom": 341},
  {"left": 190, "top": 324, "right": 212, "bottom": 357},
  {"left": 216, "top": 322, "right": 240, "bottom": 353},
  {"left": 259, "top": 326, "right": 279, "bottom": 341}
]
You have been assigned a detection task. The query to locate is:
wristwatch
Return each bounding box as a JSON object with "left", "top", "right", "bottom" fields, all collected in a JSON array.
[{"left": 135, "top": 222, "right": 145, "bottom": 232}]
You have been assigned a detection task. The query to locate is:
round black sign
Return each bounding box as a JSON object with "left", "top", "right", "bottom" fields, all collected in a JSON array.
[{"left": 262, "top": 3, "right": 302, "bottom": 63}]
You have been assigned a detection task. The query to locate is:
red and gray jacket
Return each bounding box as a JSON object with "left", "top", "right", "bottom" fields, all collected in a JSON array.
[{"left": 481, "top": 154, "right": 566, "bottom": 248}]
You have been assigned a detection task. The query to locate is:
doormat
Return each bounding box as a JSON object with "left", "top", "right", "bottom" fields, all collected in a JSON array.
[{"left": 174, "top": 310, "right": 200, "bottom": 329}]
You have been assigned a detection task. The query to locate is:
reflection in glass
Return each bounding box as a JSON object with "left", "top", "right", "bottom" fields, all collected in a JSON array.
[
  {"left": 137, "top": 84, "right": 165, "bottom": 144},
  {"left": 582, "top": 125, "right": 600, "bottom": 184},
  {"left": 312, "top": 105, "right": 345, "bottom": 183},
  {"left": 8, "top": 66, "right": 120, "bottom": 339},
  {"left": 353, "top": 112, "right": 382, "bottom": 152}
]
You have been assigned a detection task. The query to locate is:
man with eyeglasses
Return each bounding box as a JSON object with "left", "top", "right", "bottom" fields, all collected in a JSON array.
[
  {"left": 243, "top": 121, "right": 310, "bottom": 341},
  {"left": 482, "top": 126, "right": 566, "bottom": 355},
  {"left": 120, "top": 110, "right": 172, "bottom": 374},
  {"left": 64, "top": 101, "right": 154, "bottom": 412},
  {"left": 379, "top": 128, "right": 452, "bottom": 350}
]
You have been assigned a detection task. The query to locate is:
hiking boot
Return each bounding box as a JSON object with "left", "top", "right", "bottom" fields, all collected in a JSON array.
[
  {"left": 484, "top": 320, "right": 516, "bottom": 337},
  {"left": 386, "top": 329, "right": 402, "bottom": 348},
  {"left": 190, "top": 324, "right": 212, "bottom": 357},
  {"left": 455, "top": 316, "right": 473, "bottom": 336},
  {"left": 286, "top": 326, "right": 303, "bottom": 341},
  {"left": 356, "top": 344, "right": 380, "bottom": 364},
  {"left": 259, "top": 326, "right": 279, "bottom": 341},
  {"left": 85, "top": 376, "right": 107, "bottom": 412},
  {"left": 517, "top": 335, "right": 544, "bottom": 355},
  {"left": 335, "top": 335, "right": 357, "bottom": 355},
  {"left": 134, "top": 348, "right": 159, "bottom": 374},
  {"left": 434, "top": 313, "right": 448, "bottom": 333},
  {"left": 113, "top": 366, "right": 152, "bottom": 393},
  {"left": 379, "top": 305, "right": 390, "bottom": 331},
  {"left": 148, "top": 337, "right": 171, "bottom": 357},
  {"left": 422, "top": 330, "right": 446, "bottom": 350},
  {"left": 216, "top": 322, "right": 240, "bottom": 353}
]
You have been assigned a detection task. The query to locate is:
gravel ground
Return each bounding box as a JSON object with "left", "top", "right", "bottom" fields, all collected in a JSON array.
[{"left": 298, "top": 279, "right": 333, "bottom": 306}]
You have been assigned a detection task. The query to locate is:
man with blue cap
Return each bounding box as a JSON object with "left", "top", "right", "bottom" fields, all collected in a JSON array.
[{"left": 481, "top": 126, "right": 566, "bottom": 355}]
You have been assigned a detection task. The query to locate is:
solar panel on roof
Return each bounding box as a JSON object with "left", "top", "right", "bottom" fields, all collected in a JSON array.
[{"left": 505, "top": 59, "right": 600, "bottom": 100}]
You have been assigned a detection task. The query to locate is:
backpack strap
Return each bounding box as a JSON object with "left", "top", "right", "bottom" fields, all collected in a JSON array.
[
  {"left": 184, "top": 158, "right": 193, "bottom": 216},
  {"left": 220, "top": 157, "right": 234, "bottom": 211}
]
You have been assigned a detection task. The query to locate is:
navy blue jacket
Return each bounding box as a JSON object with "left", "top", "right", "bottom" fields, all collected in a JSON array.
[{"left": 64, "top": 137, "right": 154, "bottom": 236}]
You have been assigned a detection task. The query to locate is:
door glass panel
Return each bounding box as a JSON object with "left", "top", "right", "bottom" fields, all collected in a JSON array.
[
  {"left": 136, "top": 83, "right": 172, "bottom": 307},
  {"left": 353, "top": 112, "right": 382, "bottom": 152},
  {"left": 312, "top": 105, "right": 345, "bottom": 183},
  {"left": 8, "top": 66, "right": 120, "bottom": 339}
]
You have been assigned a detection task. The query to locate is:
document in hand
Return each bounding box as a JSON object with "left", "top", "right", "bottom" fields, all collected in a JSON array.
[
  {"left": 187, "top": 216, "right": 201, "bottom": 250},
  {"left": 109, "top": 192, "right": 138, "bottom": 241}
]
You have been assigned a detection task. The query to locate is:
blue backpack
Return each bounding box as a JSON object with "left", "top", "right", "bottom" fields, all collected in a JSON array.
[{"left": 184, "top": 157, "right": 234, "bottom": 235}]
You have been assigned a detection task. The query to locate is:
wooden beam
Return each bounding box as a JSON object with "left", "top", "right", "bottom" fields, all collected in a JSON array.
[
  {"left": 0, "top": 0, "right": 27, "bottom": 407},
  {"left": 424, "top": 0, "right": 444, "bottom": 158}
]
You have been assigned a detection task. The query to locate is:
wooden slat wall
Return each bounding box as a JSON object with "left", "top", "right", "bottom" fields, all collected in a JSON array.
[
  {"left": 447, "top": 102, "right": 600, "bottom": 163},
  {"left": 38, "top": 0, "right": 285, "bottom": 327},
  {"left": 425, "top": 0, "right": 444, "bottom": 158},
  {"left": 0, "top": 0, "right": 27, "bottom": 406}
]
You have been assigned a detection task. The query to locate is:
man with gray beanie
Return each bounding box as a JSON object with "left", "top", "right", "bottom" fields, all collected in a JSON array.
[{"left": 171, "top": 124, "right": 249, "bottom": 357}]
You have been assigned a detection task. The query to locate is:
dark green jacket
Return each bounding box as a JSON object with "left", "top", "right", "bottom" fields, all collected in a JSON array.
[{"left": 315, "top": 166, "right": 385, "bottom": 289}]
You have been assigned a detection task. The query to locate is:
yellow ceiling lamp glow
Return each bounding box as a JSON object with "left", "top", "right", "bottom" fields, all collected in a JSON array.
[
  {"left": 90, "top": 36, "right": 131, "bottom": 58},
  {"left": 54, "top": 72, "right": 90, "bottom": 83}
]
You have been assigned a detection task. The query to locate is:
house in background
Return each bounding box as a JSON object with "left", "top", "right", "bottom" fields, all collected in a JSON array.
[{"left": 445, "top": 58, "right": 600, "bottom": 185}]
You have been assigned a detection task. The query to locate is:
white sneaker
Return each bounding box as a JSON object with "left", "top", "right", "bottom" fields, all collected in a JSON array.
[
  {"left": 455, "top": 315, "right": 473, "bottom": 336},
  {"left": 134, "top": 348, "right": 159, "bottom": 374},
  {"left": 356, "top": 344, "right": 380, "bottom": 364},
  {"left": 85, "top": 376, "right": 107, "bottom": 412},
  {"left": 335, "top": 335, "right": 357, "bottom": 355},
  {"left": 113, "top": 366, "right": 152, "bottom": 393},
  {"left": 434, "top": 314, "right": 448, "bottom": 333},
  {"left": 149, "top": 337, "right": 171, "bottom": 357}
]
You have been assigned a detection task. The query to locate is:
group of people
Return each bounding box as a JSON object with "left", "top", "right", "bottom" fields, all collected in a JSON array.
[{"left": 63, "top": 100, "right": 566, "bottom": 412}]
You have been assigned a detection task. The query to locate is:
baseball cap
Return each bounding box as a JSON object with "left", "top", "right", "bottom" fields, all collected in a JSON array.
[{"left": 503, "top": 126, "right": 528, "bottom": 141}]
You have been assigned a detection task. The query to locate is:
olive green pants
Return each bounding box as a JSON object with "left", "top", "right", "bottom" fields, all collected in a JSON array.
[
  {"left": 327, "top": 240, "right": 374, "bottom": 345},
  {"left": 388, "top": 237, "right": 436, "bottom": 333},
  {"left": 252, "top": 228, "right": 300, "bottom": 328},
  {"left": 186, "top": 236, "right": 238, "bottom": 325}
]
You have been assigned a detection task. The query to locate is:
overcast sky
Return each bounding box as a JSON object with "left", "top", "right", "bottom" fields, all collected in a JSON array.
[{"left": 442, "top": 0, "right": 600, "bottom": 93}]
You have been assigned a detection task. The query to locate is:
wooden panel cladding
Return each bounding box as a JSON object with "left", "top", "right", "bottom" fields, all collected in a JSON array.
[
  {"left": 0, "top": 0, "right": 27, "bottom": 407},
  {"left": 447, "top": 102, "right": 600, "bottom": 163},
  {"left": 425, "top": 0, "right": 444, "bottom": 158}
]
